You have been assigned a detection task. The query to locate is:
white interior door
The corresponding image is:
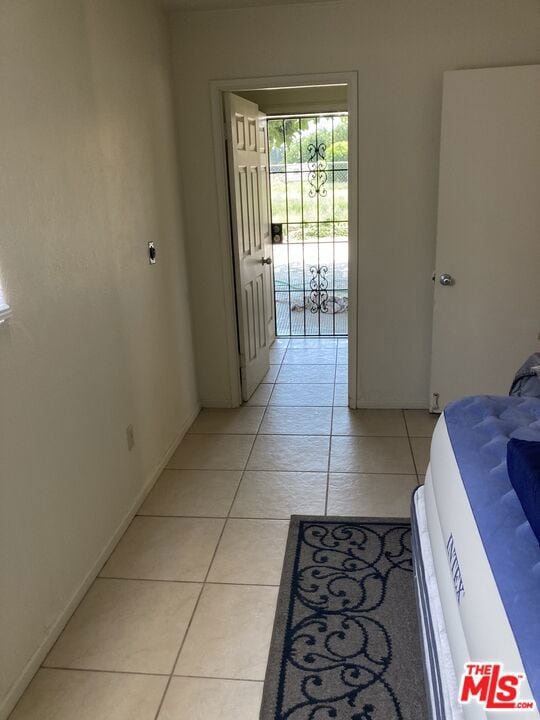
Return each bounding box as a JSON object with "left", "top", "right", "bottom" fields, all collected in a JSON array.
[
  {"left": 225, "top": 93, "right": 273, "bottom": 401},
  {"left": 430, "top": 65, "right": 540, "bottom": 411},
  {"left": 258, "top": 108, "right": 276, "bottom": 349}
]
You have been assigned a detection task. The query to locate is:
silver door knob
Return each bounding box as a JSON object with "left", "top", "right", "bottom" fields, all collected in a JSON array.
[
  {"left": 439, "top": 273, "right": 454, "bottom": 286},
  {"left": 261, "top": 257, "right": 272, "bottom": 265}
]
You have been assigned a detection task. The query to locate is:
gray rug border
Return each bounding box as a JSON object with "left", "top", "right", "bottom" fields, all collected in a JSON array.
[{"left": 260, "top": 514, "right": 412, "bottom": 719}]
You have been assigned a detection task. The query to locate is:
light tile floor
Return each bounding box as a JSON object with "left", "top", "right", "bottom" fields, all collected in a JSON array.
[{"left": 10, "top": 336, "right": 438, "bottom": 720}]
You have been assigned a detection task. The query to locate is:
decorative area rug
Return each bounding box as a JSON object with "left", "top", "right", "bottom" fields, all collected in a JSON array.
[{"left": 261, "top": 516, "right": 428, "bottom": 720}]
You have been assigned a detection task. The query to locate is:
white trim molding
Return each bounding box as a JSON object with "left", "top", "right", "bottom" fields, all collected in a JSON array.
[{"left": 209, "top": 71, "right": 359, "bottom": 408}]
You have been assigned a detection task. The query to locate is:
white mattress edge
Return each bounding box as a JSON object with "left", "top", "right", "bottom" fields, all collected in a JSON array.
[
  {"left": 427, "top": 414, "right": 537, "bottom": 720},
  {"left": 415, "top": 484, "right": 465, "bottom": 720}
]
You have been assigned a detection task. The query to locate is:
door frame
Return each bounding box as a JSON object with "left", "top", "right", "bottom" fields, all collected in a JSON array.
[{"left": 210, "top": 71, "right": 359, "bottom": 408}]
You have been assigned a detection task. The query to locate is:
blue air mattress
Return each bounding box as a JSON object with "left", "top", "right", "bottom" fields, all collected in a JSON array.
[{"left": 443, "top": 395, "right": 540, "bottom": 710}]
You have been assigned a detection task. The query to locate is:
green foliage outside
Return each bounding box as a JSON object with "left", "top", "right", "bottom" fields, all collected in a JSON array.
[
  {"left": 268, "top": 114, "right": 349, "bottom": 242},
  {"left": 268, "top": 115, "right": 348, "bottom": 166},
  {"left": 270, "top": 178, "right": 348, "bottom": 231},
  {"left": 326, "top": 140, "right": 348, "bottom": 162}
]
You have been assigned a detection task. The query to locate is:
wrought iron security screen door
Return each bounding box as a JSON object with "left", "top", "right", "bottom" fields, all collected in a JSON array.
[{"left": 268, "top": 113, "right": 349, "bottom": 336}]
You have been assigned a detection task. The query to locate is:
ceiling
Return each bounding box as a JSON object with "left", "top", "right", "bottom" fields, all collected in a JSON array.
[{"left": 164, "top": 0, "right": 339, "bottom": 10}]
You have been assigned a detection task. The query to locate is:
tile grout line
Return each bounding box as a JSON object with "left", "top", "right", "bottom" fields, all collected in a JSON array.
[
  {"left": 136, "top": 514, "right": 313, "bottom": 521},
  {"left": 38, "top": 666, "right": 264, "bottom": 685},
  {"left": 46, "top": 408, "right": 275, "bottom": 717},
  {"left": 49, "top": 344, "right": 428, "bottom": 711},
  {"left": 33, "top": 341, "right": 433, "bottom": 717},
  {"left": 265, "top": 339, "right": 287, "bottom": 407},
  {"left": 151, "top": 584, "right": 205, "bottom": 717},
  {"left": 93, "top": 577, "right": 281, "bottom": 587},
  {"left": 325, "top": 347, "right": 339, "bottom": 514},
  {"left": 150, "top": 468, "right": 420, "bottom": 477},
  {"left": 402, "top": 409, "right": 420, "bottom": 484},
  {"left": 152, "top": 424, "right": 262, "bottom": 719},
  {"left": 40, "top": 666, "right": 170, "bottom": 678},
  {"left": 156, "top": 603, "right": 238, "bottom": 705},
  {"left": 180, "top": 431, "right": 424, "bottom": 438},
  {"left": 40, "top": 420, "right": 256, "bottom": 698},
  {"left": 173, "top": 673, "right": 263, "bottom": 683}
]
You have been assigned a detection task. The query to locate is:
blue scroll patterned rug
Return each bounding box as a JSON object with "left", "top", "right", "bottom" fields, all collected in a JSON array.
[{"left": 260, "top": 516, "right": 428, "bottom": 720}]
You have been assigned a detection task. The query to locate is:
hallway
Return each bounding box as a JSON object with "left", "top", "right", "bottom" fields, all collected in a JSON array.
[{"left": 10, "top": 337, "right": 435, "bottom": 719}]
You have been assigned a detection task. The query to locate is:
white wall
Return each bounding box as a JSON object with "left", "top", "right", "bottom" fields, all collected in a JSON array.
[
  {"left": 169, "top": 0, "right": 540, "bottom": 408},
  {"left": 239, "top": 85, "right": 348, "bottom": 114},
  {"left": 0, "top": 1, "right": 198, "bottom": 715}
]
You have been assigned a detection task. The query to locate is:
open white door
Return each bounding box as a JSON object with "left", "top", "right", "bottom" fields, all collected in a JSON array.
[
  {"left": 258, "top": 108, "right": 276, "bottom": 350},
  {"left": 430, "top": 65, "right": 540, "bottom": 411},
  {"left": 225, "top": 93, "right": 274, "bottom": 401}
]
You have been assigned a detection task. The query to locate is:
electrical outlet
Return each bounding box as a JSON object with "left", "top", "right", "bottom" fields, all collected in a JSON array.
[{"left": 126, "top": 424, "right": 135, "bottom": 451}]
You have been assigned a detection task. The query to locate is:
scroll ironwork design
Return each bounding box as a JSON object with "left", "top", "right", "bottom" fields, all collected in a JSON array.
[
  {"left": 307, "top": 141, "right": 328, "bottom": 197},
  {"left": 310, "top": 266, "right": 329, "bottom": 313}
]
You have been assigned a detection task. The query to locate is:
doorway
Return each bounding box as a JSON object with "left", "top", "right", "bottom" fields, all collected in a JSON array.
[
  {"left": 210, "top": 73, "right": 358, "bottom": 408},
  {"left": 267, "top": 113, "right": 349, "bottom": 337}
]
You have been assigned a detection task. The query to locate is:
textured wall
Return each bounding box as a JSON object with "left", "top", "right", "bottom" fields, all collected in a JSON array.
[
  {"left": 169, "top": 0, "right": 540, "bottom": 408},
  {"left": 0, "top": 1, "right": 198, "bottom": 715}
]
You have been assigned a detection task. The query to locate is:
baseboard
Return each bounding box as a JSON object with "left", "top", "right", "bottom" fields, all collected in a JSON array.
[
  {"left": 199, "top": 396, "right": 430, "bottom": 411},
  {"left": 0, "top": 402, "right": 200, "bottom": 720},
  {"left": 356, "top": 400, "right": 431, "bottom": 410}
]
